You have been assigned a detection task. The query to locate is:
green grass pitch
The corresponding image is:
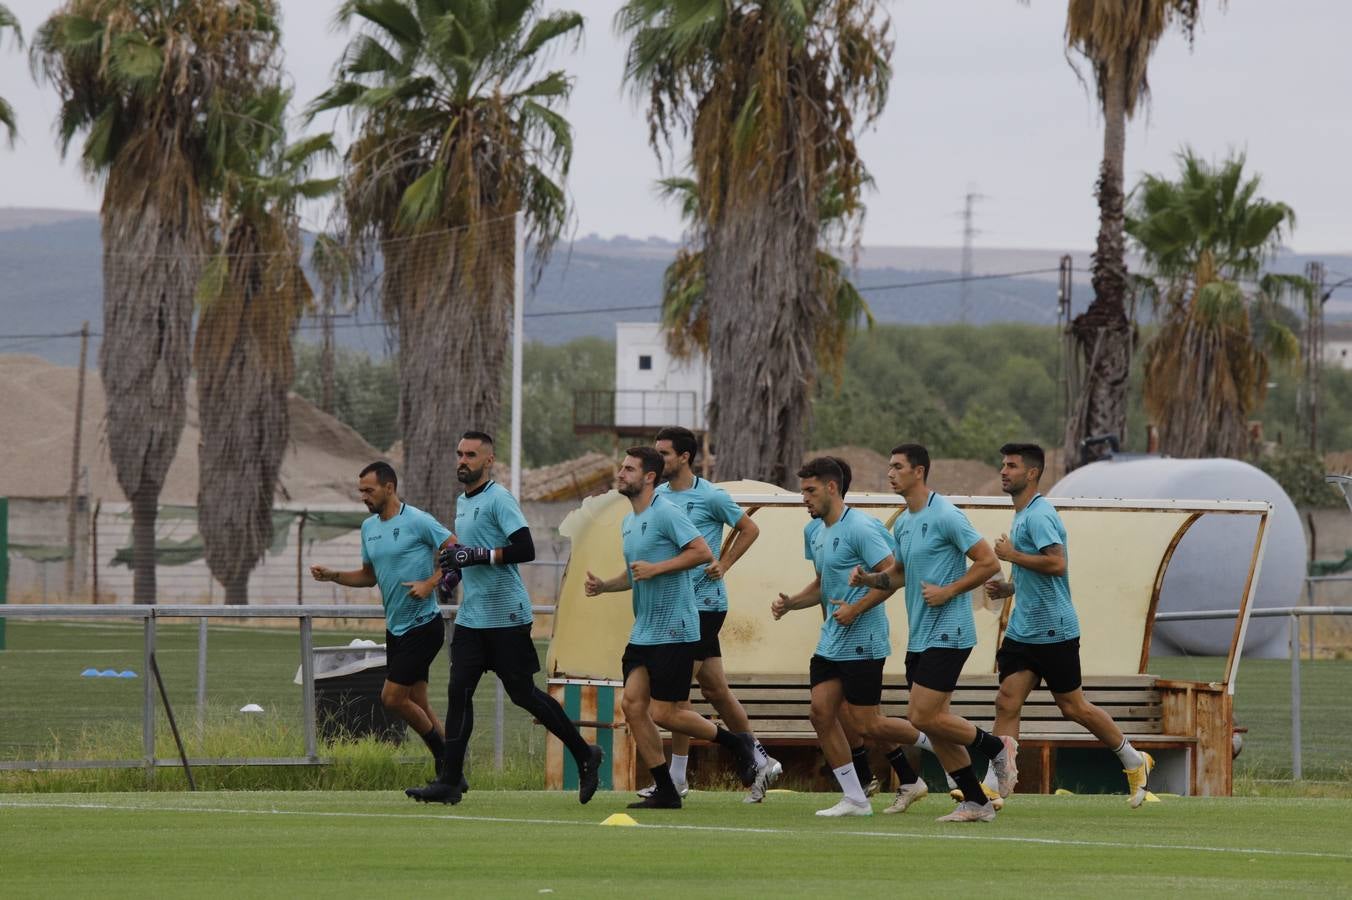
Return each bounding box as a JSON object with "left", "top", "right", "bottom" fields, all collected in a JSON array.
[{"left": 1, "top": 789, "right": 1349, "bottom": 897}]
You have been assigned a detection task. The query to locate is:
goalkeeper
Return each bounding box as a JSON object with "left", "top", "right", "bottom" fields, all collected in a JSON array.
[{"left": 406, "top": 431, "right": 603, "bottom": 806}]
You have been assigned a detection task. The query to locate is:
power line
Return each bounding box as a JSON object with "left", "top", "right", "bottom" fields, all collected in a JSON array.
[{"left": 0, "top": 265, "right": 1089, "bottom": 342}]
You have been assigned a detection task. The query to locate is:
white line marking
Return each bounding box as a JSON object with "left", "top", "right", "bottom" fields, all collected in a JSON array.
[{"left": 1, "top": 799, "right": 1348, "bottom": 861}]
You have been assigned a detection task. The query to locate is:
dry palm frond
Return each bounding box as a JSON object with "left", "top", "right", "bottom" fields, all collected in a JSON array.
[{"left": 619, "top": 0, "right": 891, "bottom": 484}]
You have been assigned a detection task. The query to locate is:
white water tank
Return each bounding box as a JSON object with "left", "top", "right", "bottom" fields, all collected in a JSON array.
[{"left": 1051, "top": 457, "right": 1300, "bottom": 659}]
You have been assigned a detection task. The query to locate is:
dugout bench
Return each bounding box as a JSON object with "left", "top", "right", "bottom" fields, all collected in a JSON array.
[{"left": 542, "top": 486, "right": 1269, "bottom": 798}]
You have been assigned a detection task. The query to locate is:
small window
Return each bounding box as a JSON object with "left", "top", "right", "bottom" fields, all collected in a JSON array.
[{"left": 638, "top": 355, "right": 652, "bottom": 371}]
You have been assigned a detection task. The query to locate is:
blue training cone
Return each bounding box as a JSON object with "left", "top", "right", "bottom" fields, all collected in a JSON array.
[
  {"left": 117, "top": 670, "right": 137, "bottom": 678},
  {"left": 81, "top": 668, "right": 100, "bottom": 677},
  {"left": 98, "top": 669, "right": 119, "bottom": 678}
]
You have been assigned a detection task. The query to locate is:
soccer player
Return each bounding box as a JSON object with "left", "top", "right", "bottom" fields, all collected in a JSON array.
[
  {"left": 984, "top": 442, "right": 1153, "bottom": 807},
  {"left": 849, "top": 444, "right": 1012, "bottom": 822},
  {"left": 584, "top": 446, "right": 761, "bottom": 810},
  {"left": 772, "top": 457, "right": 912, "bottom": 817},
  {"left": 640, "top": 426, "right": 781, "bottom": 803},
  {"left": 309, "top": 461, "right": 452, "bottom": 773},
  {"left": 406, "top": 432, "right": 603, "bottom": 806}
]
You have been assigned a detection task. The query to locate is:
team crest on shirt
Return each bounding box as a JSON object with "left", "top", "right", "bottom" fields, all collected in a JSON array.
[
  {"left": 641, "top": 522, "right": 648, "bottom": 535},
  {"left": 921, "top": 523, "right": 929, "bottom": 538},
  {"left": 392, "top": 528, "right": 400, "bottom": 540},
  {"left": 832, "top": 537, "right": 839, "bottom": 551},
  {"left": 473, "top": 508, "right": 480, "bottom": 520},
  {"left": 686, "top": 502, "right": 695, "bottom": 514}
]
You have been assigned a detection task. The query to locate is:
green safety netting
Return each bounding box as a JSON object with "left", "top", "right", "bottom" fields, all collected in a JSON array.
[
  {"left": 1309, "top": 549, "right": 1352, "bottom": 577},
  {"left": 8, "top": 543, "right": 74, "bottom": 563},
  {"left": 106, "top": 508, "right": 368, "bottom": 568}
]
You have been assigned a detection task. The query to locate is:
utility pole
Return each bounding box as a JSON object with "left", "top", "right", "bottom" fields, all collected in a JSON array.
[
  {"left": 1305, "top": 261, "right": 1325, "bottom": 450},
  {"left": 958, "top": 189, "right": 984, "bottom": 324},
  {"left": 65, "top": 322, "right": 90, "bottom": 600},
  {"left": 1057, "top": 256, "right": 1075, "bottom": 455}
]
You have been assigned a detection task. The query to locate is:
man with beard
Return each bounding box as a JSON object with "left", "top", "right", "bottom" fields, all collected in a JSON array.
[
  {"left": 310, "top": 461, "right": 452, "bottom": 773},
  {"left": 585, "top": 446, "right": 761, "bottom": 809},
  {"left": 985, "top": 442, "right": 1153, "bottom": 808},
  {"left": 771, "top": 456, "right": 899, "bottom": 817},
  {"left": 848, "top": 444, "right": 1009, "bottom": 823},
  {"left": 639, "top": 425, "right": 779, "bottom": 804},
  {"left": 406, "top": 432, "right": 603, "bottom": 806}
]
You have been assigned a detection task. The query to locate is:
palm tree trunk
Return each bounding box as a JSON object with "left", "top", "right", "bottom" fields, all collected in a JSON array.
[
  {"left": 99, "top": 174, "right": 202, "bottom": 604},
  {"left": 129, "top": 486, "right": 160, "bottom": 605},
  {"left": 1065, "top": 57, "right": 1133, "bottom": 469},
  {"left": 704, "top": 197, "right": 824, "bottom": 486},
  {"left": 388, "top": 227, "right": 512, "bottom": 524}
]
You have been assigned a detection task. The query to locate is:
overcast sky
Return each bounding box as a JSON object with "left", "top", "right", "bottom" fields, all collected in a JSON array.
[{"left": 1, "top": 0, "right": 1348, "bottom": 253}]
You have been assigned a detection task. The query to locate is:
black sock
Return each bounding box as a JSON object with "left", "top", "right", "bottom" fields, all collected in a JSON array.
[
  {"left": 886, "top": 746, "right": 918, "bottom": 786},
  {"left": 419, "top": 725, "right": 445, "bottom": 761},
  {"left": 851, "top": 745, "right": 875, "bottom": 785},
  {"left": 950, "top": 766, "right": 988, "bottom": 805},
  {"left": 441, "top": 671, "right": 481, "bottom": 785},
  {"left": 968, "top": 727, "right": 1005, "bottom": 761},
  {"left": 712, "top": 726, "right": 749, "bottom": 761},
  {"left": 650, "top": 763, "right": 677, "bottom": 796}
]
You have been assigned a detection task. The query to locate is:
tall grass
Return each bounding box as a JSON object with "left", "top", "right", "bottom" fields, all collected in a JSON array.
[{"left": 0, "top": 705, "right": 544, "bottom": 793}]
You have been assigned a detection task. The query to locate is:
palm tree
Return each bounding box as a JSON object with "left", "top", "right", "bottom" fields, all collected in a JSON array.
[
  {"left": 195, "top": 87, "right": 337, "bottom": 605},
  {"left": 1128, "top": 149, "right": 1305, "bottom": 458},
  {"left": 310, "top": 231, "right": 355, "bottom": 417},
  {"left": 658, "top": 175, "right": 874, "bottom": 391},
  {"left": 1, "top": 4, "right": 21, "bottom": 143},
  {"left": 617, "top": 1, "right": 892, "bottom": 485},
  {"left": 34, "top": 0, "right": 281, "bottom": 604},
  {"left": 1062, "top": 0, "right": 1209, "bottom": 467},
  {"left": 310, "top": 0, "right": 582, "bottom": 524}
]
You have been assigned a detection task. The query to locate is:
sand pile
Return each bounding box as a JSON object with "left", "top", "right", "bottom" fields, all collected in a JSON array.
[{"left": 0, "top": 354, "right": 382, "bottom": 504}]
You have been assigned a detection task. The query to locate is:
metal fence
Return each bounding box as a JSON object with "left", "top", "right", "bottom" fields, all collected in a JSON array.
[
  {"left": 0, "top": 603, "right": 553, "bottom": 777},
  {"left": 1154, "top": 603, "right": 1352, "bottom": 780},
  {"left": 3, "top": 601, "right": 1346, "bottom": 783}
]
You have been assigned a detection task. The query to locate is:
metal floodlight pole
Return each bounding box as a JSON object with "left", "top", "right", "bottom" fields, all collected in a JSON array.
[
  {"left": 1289, "top": 613, "right": 1302, "bottom": 780},
  {"left": 196, "top": 617, "right": 208, "bottom": 731},
  {"left": 498, "top": 209, "right": 525, "bottom": 772},
  {"left": 300, "top": 615, "right": 317, "bottom": 760},
  {"left": 143, "top": 612, "right": 156, "bottom": 784}
]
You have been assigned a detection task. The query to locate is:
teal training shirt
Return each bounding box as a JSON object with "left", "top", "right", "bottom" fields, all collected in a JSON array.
[
  {"left": 893, "top": 492, "right": 983, "bottom": 652},
  {"left": 803, "top": 508, "right": 893, "bottom": 661},
  {"left": 1004, "top": 494, "right": 1080, "bottom": 643},
  {"left": 656, "top": 476, "right": 745, "bottom": 612},
  {"left": 453, "top": 481, "right": 533, "bottom": 630},
  {"left": 360, "top": 502, "right": 451, "bottom": 635},
  {"left": 622, "top": 494, "right": 702, "bottom": 645}
]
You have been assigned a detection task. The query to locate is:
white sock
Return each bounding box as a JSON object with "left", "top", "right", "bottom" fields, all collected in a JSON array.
[
  {"left": 670, "top": 753, "right": 689, "bottom": 784},
  {"left": 913, "top": 732, "right": 935, "bottom": 755},
  {"left": 983, "top": 765, "right": 999, "bottom": 791},
  {"left": 945, "top": 771, "right": 958, "bottom": 791},
  {"left": 1114, "top": 739, "right": 1144, "bottom": 769},
  {"left": 750, "top": 738, "right": 769, "bottom": 768},
  {"left": 832, "top": 763, "right": 867, "bottom": 804}
]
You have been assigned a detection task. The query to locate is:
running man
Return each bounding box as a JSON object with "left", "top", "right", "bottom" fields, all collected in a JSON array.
[
  {"left": 772, "top": 457, "right": 923, "bottom": 817},
  {"left": 984, "top": 442, "right": 1153, "bottom": 807},
  {"left": 310, "top": 461, "right": 452, "bottom": 774},
  {"left": 585, "top": 446, "right": 761, "bottom": 810},
  {"left": 642, "top": 426, "right": 780, "bottom": 803},
  {"left": 849, "top": 444, "right": 1012, "bottom": 822},
  {"left": 406, "top": 432, "right": 603, "bottom": 806}
]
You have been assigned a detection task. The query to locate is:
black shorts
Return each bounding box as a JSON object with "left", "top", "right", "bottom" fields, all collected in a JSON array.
[
  {"left": 693, "top": 610, "right": 726, "bottom": 661},
  {"left": 904, "top": 646, "right": 972, "bottom": 694},
  {"left": 385, "top": 615, "right": 445, "bottom": 686},
  {"left": 809, "top": 654, "right": 886, "bottom": 707},
  {"left": 622, "top": 642, "right": 698, "bottom": 702},
  {"left": 450, "top": 622, "right": 540, "bottom": 680},
  {"left": 997, "top": 637, "right": 1083, "bottom": 694}
]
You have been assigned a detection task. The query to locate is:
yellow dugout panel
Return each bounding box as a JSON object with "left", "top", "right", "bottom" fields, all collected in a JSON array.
[{"left": 547, "top": 484, "right": 1221, "bottom": 683}]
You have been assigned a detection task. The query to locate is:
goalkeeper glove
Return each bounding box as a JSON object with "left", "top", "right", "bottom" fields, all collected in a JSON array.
[{"left": 440, "top": 543, "right": 492, "bottom": 570}]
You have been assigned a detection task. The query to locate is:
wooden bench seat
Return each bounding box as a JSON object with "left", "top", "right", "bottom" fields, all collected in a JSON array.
[{"left": 545, "top": 672, "right": 1232, "bottom": 796}]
